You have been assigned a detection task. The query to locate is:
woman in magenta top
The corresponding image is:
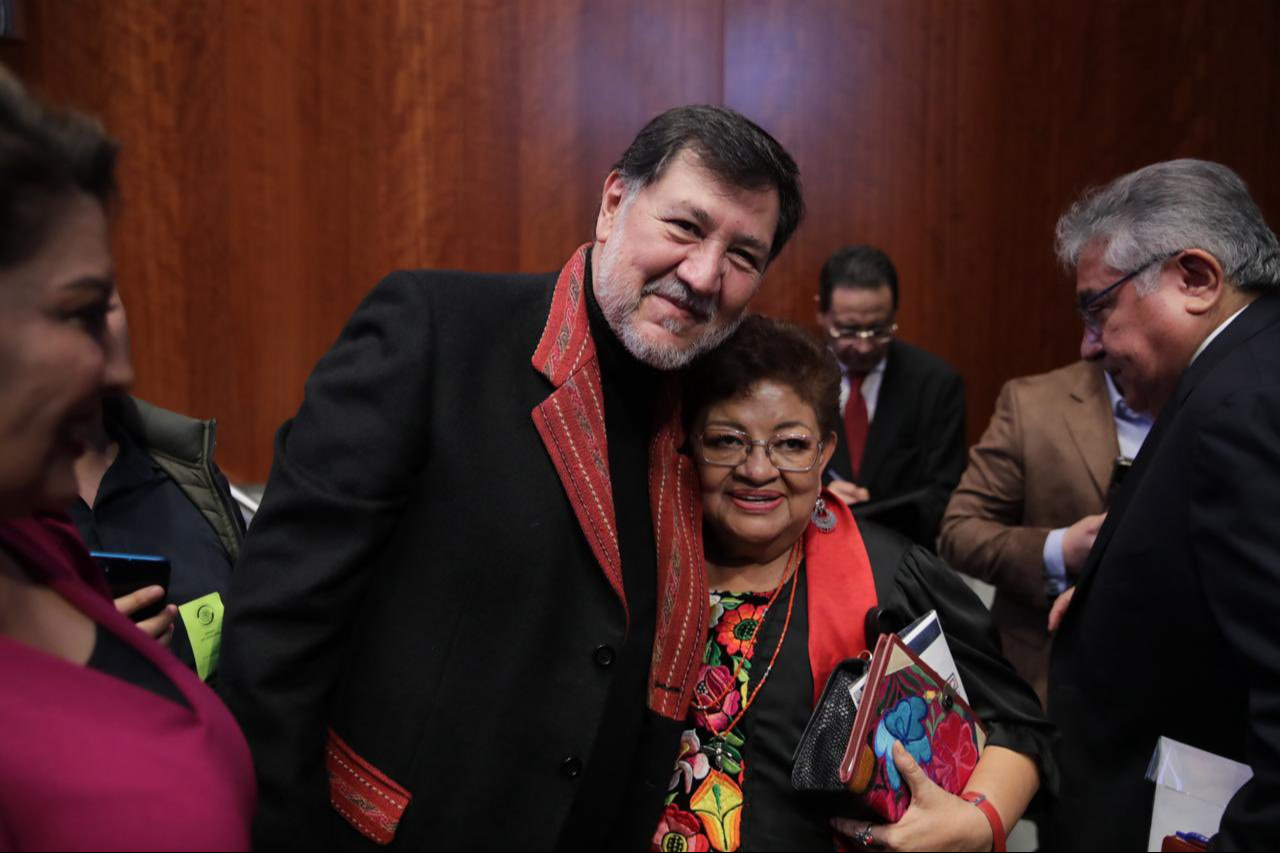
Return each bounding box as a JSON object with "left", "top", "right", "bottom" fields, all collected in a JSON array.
[{"left": 0, "top": 67, "right": 254, "bottom": 850}]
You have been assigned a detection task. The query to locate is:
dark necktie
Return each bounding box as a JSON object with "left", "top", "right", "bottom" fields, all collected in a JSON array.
[{"left": 844, "top": 372, "right": 869, "bottom": 479}]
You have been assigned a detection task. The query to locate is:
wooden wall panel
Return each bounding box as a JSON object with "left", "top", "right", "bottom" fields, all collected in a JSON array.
[
  {"left": 4, "top": 1, "right": 1279, "bottom": 481},
  {"left": 726, "top": 0, "right": 1280, "bottom": 450},
  {"left": 1, "top": 0, "right": 725, "bottom": 480}
]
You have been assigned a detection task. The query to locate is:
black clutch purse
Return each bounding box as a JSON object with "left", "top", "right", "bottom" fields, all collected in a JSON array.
[
  {"left": 792, "top": 605, "right": 890, "bottom": 792},
  {"left": 790, "top": 655, "right": 871, "bottom": 791}
]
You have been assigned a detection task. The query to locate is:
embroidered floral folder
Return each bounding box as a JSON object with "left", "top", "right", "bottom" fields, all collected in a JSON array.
[{"left": 839, "top": 633, "right": 987, "bottom": 822}]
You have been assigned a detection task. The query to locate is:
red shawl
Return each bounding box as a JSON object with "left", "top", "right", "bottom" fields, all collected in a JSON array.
[{"left": 530, "top": 244, "right": 706, "bottom": 720}]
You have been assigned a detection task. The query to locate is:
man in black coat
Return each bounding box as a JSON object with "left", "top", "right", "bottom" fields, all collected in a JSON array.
[
  {"left": 1048, "top": 159, "right": 1280, "bottom": 850},
  {"left": 218, "top": 106, "right": 803, "bottom": 851},
  {"left": 817, "top": 245, "right": 966, "bottom": 549}
]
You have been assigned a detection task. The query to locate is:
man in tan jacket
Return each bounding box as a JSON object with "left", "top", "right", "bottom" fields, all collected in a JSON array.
[{"left": 940, "top": 359, "right": 1151, "bottom": 706}]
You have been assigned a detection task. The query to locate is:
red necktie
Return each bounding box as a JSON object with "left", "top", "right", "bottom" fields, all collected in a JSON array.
[{"left": 844, "top": 372, "right": 869, "bottom": 480}]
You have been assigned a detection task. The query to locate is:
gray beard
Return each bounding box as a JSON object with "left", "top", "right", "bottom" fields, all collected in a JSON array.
[
  {"left": 611, "top": 304, "right": 741, "bottom": 370},
  {"left": 596, "top": 274, "right": 741, "bottom": 370}
]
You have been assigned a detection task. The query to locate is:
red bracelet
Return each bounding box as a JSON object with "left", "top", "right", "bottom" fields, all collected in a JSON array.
[{"left": 960, "top": 792, "right": 1006, "bottom": 852}]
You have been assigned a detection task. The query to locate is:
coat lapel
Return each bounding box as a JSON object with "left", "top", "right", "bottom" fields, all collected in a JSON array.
[
  {"left": 858, "top": 342, "right": 901, "bottom": 487},
  {"left": 646, "top": 379, "right": 706, "bottom": 719},
  {"left": 528, "top": 246, "right": 708, "bottom": 721},
  {"left": 530, "top": 245, "right": 626, "bottom": 616},
  {"left": 1069, "top": 383, "right": 1175, "bottom": 601},
  {"left": 1063, "top": 364, "right": 1117, "bottom": 503}
]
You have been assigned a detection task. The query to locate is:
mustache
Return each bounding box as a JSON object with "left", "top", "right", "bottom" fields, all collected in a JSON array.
[{"left": 641, "top": 276, "right": 714, "bottom": 324}]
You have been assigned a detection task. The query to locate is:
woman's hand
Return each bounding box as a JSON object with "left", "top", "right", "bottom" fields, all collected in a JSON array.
[
  {"left": 114, "top": 585, "right": 178, "bottom": 647},
  {"left": 832, "top": 741, "right": 993, "bottom": 851}
]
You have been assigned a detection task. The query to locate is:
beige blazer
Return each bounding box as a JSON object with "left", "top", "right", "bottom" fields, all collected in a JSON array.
[{"left": 940, "top": 360, "right": 1117, "bottom": 706}]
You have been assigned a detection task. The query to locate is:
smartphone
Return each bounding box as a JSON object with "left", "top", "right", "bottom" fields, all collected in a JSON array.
[{"left": 90, "top": 551, "right": 172, "bottom": 621}]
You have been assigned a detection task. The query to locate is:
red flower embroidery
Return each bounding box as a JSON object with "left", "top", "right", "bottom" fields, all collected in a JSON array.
[
  {"left": 928, "top": 714, "right": 980, "bottom": 793},
  {"left": 865, "top": 757, "right": 910, "bottom": 822},
  {"left": 652, "top": 804, "right": 711, "bottom": 852},
  {"left": 691, "top": 664, "right": 742, "bottom": 731},
  {"left": 865, "top": 780, "right": 907, "bottom": 823},
  {"left": 714, "top": 602, "right": 767, "bottom": 656}
]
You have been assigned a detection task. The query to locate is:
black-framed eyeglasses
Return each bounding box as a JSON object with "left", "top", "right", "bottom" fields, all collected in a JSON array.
[
  {"left": 697, "top": 427, "right": 824, "bottom": 472},
  {"left": 1077, "top": 252, "right": 1179, "bottom": 334},
  {"left": 827, "top": 322, "right": 897, "bottom": 343}
]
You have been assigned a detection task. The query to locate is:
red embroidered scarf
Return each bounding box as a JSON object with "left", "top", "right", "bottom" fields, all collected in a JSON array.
[
  {"left": 530, "top": 244, "right": 707, "bottom": 720},
  {"left": 804, "top": 491, "right": 880, "bottom": 706}
]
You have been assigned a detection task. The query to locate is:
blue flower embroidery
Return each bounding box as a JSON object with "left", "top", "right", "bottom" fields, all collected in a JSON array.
[{"left": 873, "top": 696, "right": 932, "bottom": 790}]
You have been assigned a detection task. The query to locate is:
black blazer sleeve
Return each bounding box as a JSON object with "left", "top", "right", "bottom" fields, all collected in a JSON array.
[
  {"left": 1191, "top": 384, "right": 1280, "bottom": 850},
  {"left": 218, "top": 271, "right": 437, "bottom": 849}
]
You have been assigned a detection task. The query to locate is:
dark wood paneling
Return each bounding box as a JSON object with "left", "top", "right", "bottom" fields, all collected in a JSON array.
[
  {"left": 727, "top": 0, "right": 1280, "bottom": 448},
  {"left": 3, "top": 0, "right": 725, "bottom": 480},
  {"left": 4, "top": 1, "right": 1279, "bottom": 480}
]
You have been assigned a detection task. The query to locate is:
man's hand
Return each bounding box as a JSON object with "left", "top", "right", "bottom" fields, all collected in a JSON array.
[
  {"left": 832, "top": 741, "right": 993, "bottom": 851},
  {"left": 114, "top": 585, "right": 178, "bottom": 647},
  {"left": 829, "top": 480, "right": 871, "bottom": 505},
  {"left": 1048, "top": 586, "right": 1076, "bottom": 633},
  {"left": 1062, "top": 512, "right": 1106, "bottom": 574}
]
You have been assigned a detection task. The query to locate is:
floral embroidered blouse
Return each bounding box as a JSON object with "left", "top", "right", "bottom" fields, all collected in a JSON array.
[
  {"left": 649, "top": 521, "right": 1059, "bottom": 852},
  {"left": 651, "top": 564, "right": 831, "bottom": 853},
  {"left": 654, "top": 586, "right": 771, "bottom": 853}
]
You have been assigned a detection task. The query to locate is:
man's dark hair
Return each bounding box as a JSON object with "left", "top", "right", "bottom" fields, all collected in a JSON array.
[
  {"left": 612, "top": 105, "right": 803, "bottom": 264},
  {"left": 818, "top": 245, "right": 900, "bottom": 312},
  {"left": 684, "top": 314, "right": 842, "bottom": 439},
  {"left": 0, "top": 66, "right": 118, "bottom": 269}
]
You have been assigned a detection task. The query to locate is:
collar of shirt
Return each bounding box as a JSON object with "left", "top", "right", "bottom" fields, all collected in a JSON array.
[
  {"left": 1103, "top": 370, "right": 1153, "bottom": 426},
  {"left": 839, "top": 353, "right": 888, "bottom": 422},
  {"left": 1103, "top": 370, "right": 1154, "bottom": 460},
  {"left": 1190, "top": 303, "right": 1249, "bottom": 364}
]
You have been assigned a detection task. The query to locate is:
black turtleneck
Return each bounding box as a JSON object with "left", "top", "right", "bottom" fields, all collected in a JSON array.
[{"left": 557, "top": 253, "right": 685, "bottom": 850}]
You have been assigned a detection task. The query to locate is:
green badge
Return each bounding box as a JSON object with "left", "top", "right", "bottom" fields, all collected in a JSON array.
[{"left": 178, "top": 592, "right": 224, "bottom": 681}]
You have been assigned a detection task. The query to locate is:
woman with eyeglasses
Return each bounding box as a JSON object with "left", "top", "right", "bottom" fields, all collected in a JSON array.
[
  {"left": 650, "top": 315, "right": 1053, "bottom": 852},
  {"left": 0, "top": 68, "right": 253, "bottom": 849}
]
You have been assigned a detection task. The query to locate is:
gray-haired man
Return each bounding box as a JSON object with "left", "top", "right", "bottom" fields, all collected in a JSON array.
[{"left": 1048, "top": 159, "right": 1280, "bottom": 849}]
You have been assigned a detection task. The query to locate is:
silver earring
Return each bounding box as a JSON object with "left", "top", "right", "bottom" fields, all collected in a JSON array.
[{"left": 811, "top": 497, "right": 837, "bottom": 533}]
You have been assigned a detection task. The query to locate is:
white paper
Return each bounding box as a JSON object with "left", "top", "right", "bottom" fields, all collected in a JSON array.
[
  {"left": 1145, "top": 736, "right": 1253, "bottom": 852},
  {"left": 849, "top": 610, "right": 968, "bottom": 707}
]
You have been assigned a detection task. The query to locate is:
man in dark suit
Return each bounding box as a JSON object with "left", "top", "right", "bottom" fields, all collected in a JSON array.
[
  {"left": 218, "top": 106, "right": 803, "bottom": 851},
  {"left": 817, "top": 245, "right": 965, "bottom": 549},
  {"left": 1048, "top": 159, "right": 1280, "bottom": 850}
]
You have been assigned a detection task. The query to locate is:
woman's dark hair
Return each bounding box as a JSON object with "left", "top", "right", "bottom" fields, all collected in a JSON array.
[
  {"left": 612, "top": 105, "right": 804, "bottom": 264},
  {"left": 683, "top": 314, "right": 842, "bottom": 438},
  {"left": 0, "top": 66, "right": 118, "bottom": 269}
]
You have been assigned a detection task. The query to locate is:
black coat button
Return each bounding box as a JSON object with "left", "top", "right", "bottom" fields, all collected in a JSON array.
[
  {"left": 593, "top": 644, "right": 616, "bottom": 668},
  {"left": 561, "top": 756, "right": 583, "bottom": 778}
]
